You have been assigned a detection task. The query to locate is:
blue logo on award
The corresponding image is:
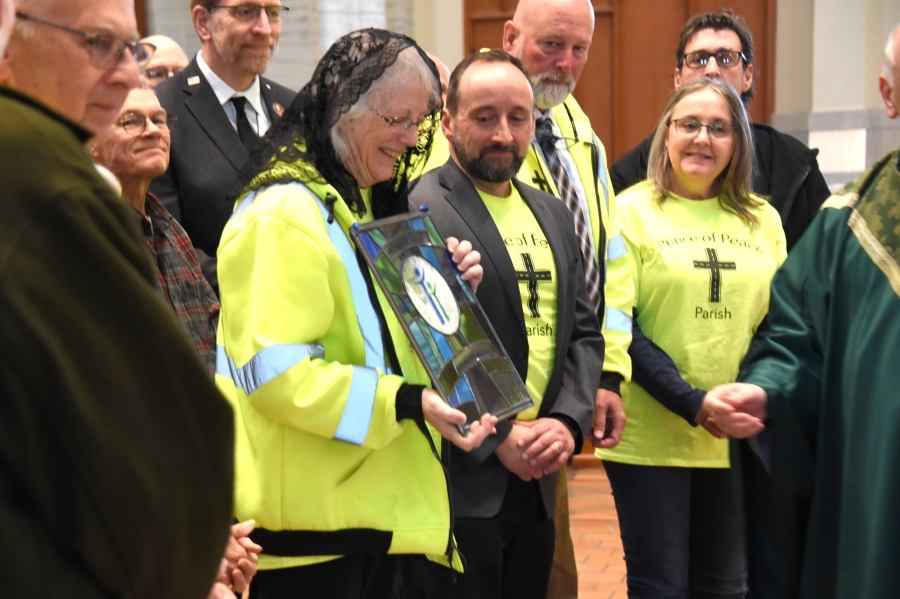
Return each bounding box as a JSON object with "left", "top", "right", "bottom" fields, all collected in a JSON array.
[{"left": 402, "top": 256, "right": 460, "bottom": 335}]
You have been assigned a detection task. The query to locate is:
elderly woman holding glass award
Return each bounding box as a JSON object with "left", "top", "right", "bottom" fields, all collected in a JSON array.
[
  {"left": 595, "top": 77, "right": 786, "bottom": 599},
  {"left": 214, "top": 29, "right": 496, "bottom": 599}
]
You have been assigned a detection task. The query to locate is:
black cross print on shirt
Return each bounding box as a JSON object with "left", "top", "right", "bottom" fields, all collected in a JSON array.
[
  {"left": 693, "top": 248, "right": 736, "bottom": 303},
  {"left": 531, "top": 170, "right": 552, "bottom": 194},
  {"left": 515, "top": 253, "right": 552, "bottom": 318}
]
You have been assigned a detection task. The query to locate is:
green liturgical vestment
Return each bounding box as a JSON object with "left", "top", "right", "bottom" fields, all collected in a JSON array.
[{"left": 738, "top": 148, "right": 900, "bottom": 599}]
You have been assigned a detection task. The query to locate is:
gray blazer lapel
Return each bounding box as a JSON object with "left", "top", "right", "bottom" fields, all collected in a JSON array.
[
  {"left": 438, "top": 162, "right": 527, "bottom": 335},
  {"left": 182, "top": 61, "right": 248, "bottom": 171}
]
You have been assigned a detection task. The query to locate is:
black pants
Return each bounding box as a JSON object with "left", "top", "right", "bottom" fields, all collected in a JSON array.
[
  {"left": 604, "top": 461, "right": 747, "bottom": 599},
  {"left": 400, "top": 475, "right": 555, "bottom": 599},
  {"left": 249, "top": 554, "right": 398, "bottom": 599}
]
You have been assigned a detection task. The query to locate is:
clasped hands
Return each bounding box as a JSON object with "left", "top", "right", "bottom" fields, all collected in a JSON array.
[
  {"left": 496, "top": 418, "right": 575, "bottom": 481},
  {"left": 694, "top": 382, "right": 770, "bottom": 439}
]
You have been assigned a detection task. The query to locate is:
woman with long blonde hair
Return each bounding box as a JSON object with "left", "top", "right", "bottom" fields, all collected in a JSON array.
[{"left": 596, "top": 77, "right": 786, "bottom": 599}]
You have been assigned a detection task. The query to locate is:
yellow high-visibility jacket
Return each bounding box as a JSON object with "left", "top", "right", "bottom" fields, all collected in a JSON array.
[
  {"left": 518, "top": 96, "right": 633, "bottom": 387},
  {"left": 216, "top": 175, "right": 454, "bottom": 571}
]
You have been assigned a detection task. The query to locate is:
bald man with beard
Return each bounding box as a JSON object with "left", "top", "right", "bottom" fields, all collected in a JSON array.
[{"left": 501, "top": 1, "right": 630, "bottom": 597}]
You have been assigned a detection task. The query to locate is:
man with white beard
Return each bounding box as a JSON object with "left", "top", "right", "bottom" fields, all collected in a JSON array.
[{"left": 502, "top": 1, "right": 631, "bottom": 596}]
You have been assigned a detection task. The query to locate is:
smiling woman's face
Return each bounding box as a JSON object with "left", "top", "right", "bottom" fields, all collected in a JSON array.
[
  {"left": 335, "top": 80, "right": 432, "bottom": 189},
  {"left": 666, "top": 87, "right": 736, "bottom": 199}
]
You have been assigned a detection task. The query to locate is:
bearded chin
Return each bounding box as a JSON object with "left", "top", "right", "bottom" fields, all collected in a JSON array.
[
  {"left": 243, "top": 53, "right": 272, "bottom": 75},
  {"left": 215, "top": 38, "right": 275, "bottom": 75},
  {"left": 532, "top": 79, "right": 575, "bottom": 109}
]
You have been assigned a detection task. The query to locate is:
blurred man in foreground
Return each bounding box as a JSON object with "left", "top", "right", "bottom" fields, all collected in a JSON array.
[{"left": 0, "top": 1, "right": 234, "bottom": 596}]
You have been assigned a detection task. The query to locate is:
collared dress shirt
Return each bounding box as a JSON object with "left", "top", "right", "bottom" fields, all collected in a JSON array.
[{"left": 196, "top": 50, "right": 272, "bottom": 136}]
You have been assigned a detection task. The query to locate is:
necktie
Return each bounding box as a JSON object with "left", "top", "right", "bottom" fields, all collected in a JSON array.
[
  {"left": 230, "top": 96, "right": 258, "bottom": 153},
  {"left": 535, "top": 117, "right": 603, "bottom": 311}
]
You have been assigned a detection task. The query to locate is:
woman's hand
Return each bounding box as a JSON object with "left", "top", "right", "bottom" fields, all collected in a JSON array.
[
  {"left": 446, "top": 237, "right": 483, "bottom": 293},
  {"left": 695, "top": 389, "right": 765, "bottom": 439},
  {"left": 422, "top": 388, "right": 496, "bottom": 451}
]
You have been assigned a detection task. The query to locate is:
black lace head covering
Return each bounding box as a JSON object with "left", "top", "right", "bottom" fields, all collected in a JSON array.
[{"left": 235, "top": 28, "right": 441, "bottom": 218}]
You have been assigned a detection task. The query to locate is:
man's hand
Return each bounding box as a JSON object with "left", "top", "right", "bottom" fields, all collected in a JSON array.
[
  {"left": 446, "top": 237, "right": 483, "bottom": 293},
  {"left": 587, "top": 389, "right": 626, "bottom": 449},
  {"left": 216, "top": 520, "right": 262, "bottom": 595},
  {"left": 706, "top": 383, "right": 769, "bottom": 439},
  {"left": 495, "top": 421, "right": 545, "bottom": 481},
  {"left": 695, "top": 385, "right": 767, "bottom": 439},
  {"left": 422, "top": 388, "right": 497, "bottom": 451},
  {"left": 517, "top": 417, "right": 576, "bottom": 475}
]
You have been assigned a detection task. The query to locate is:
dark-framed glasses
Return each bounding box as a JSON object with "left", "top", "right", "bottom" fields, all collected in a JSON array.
[
  {"left": 14, "top": 12, "right": 153, "bottom": 70},
  {"left": 145, "top": 66, "right": 184, "bottom": 83},
  {"left": 681, "top": 50, "right": 747, "bottom": 70},
  {"left": 669, "top": 118, "right": 735, "bottom": 140},
  {"left": 207, "top": 4, "right": 289, "bottom": 23},
  {"left": 370, "top": 108, "right": 436, "bottom": 133},
  {"left": 118, "top": 111, "right": 176, "bottom": 135}
]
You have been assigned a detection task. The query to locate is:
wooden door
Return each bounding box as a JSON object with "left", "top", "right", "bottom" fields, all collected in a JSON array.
[
  {"left": 464, "top": 0, "right": 775, "bottom": 162},
  {"left": 136, "top": 0, "right": 148, "bottom": 37}
]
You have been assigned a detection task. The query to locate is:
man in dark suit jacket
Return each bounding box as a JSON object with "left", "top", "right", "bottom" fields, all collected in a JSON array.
[
  {"left": 149, "top": 0, "right": 294, "bottom": 292},
  {"left": 406, "top": 50, "right": 603, "bottom": 599}
]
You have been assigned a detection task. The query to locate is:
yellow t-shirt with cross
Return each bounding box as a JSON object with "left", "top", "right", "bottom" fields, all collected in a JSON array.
[
  {"left": 478, "top": 186, "right": 558, "bottom": 421},
  {"left": 596, "top": 181, "right": 786, "bottom": 467}
]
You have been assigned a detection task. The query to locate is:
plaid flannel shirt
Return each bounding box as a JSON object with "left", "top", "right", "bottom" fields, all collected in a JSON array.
[{"left": 139, "top": 193, "right": 219, "bottom": 373}]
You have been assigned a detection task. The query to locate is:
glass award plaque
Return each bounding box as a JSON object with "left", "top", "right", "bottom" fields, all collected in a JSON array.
[{"left": 351, "top": 210, "right": 534, "bottom": 431}]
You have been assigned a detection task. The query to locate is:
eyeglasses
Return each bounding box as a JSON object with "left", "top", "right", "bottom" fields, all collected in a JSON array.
[
  {"left": 118, "top": 112, "right": 176, "bottom": 135},
  {"left": 370, "top": 108, "right": 436, "bottom": 132},
  {"left": 14, "top": 12, "right": 154, "bottom": 70},
  {"left": 669, "top": 118, "right": 735, "bottom": 140},
  {"left": 144, "top": 66, "right": 184, "bottom": 82},
  {"left": 681, "top": 50, "right": 747, "bottom": 70},
  {"left": 207, "top": 4, "right": 289, "bottom": 23}
]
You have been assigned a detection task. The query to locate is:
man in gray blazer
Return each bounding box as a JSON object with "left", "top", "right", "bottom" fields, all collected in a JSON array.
[
  {"left": 406, "top": 50, "right": 603, "bottom": 599},
  {"left": 149, "top": 0, "right": 294, "bottom": 292}
]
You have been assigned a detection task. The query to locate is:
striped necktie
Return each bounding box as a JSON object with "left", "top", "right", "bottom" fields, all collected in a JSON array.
[{"left": 535, "top": 117, "right": 603, "bottom": 310}]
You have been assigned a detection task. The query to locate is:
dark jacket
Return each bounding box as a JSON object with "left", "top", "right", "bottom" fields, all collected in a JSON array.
[
  {"left": 610, "top": 123, "right": 831, "bottom": 251},
  {"left": 408, "top": 159, "right": 603, "bottom": 519},
  {"left": 0, "top": 85, "right": 234, "bottom": 599},
  {"left": 149, "top": 57, "right": 295, "bottom": 292}
]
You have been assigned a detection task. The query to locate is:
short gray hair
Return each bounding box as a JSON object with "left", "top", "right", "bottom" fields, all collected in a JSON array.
[{"left": 331, "top": 46, "right": 440, "bottom": 161}]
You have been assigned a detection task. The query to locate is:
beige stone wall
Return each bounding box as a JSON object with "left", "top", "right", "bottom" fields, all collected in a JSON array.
[
  {"left": 773, "top": 0, "right": 900, "bottom": 188},
  {"left": 412, "top": 0, "right": 463, "bottom": 68}
]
